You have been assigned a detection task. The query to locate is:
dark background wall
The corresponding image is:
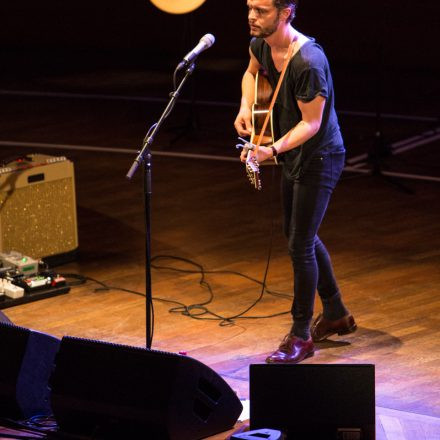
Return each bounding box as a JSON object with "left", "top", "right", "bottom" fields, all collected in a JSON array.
[{"left": 0, "top": 0, "right": 439, "bottom": 113}]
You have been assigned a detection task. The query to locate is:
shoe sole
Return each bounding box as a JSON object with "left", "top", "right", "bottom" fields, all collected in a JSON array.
[
  {"left": 265, "top": 350, "right": 315, "bottom": 364},
  {"left": 338, "top": 323, "right": 358, "bottom": 336},
  {"left": 303, "top": 350, "right": 315, "bottom": 360},
  {"left": 313, "top": 323, "right": 357, "bottom": 342}
]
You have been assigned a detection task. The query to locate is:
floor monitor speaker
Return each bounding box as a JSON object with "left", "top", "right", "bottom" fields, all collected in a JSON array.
[
  {"left": 250, "top": 363, "right": 375, "bottom": 440},
  {"left": 50, "top": 336, "right": 243, "bottom": 439},
  {"left": 0, "top": 311, "right": 12, "bottom": 324},
  {"left": 0, "top": 322, "right": 60, "bottom": 419}
]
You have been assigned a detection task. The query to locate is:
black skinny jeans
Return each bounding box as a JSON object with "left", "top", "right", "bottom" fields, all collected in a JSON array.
[{"left": 281, "top": 151, "right": 345, "bottom": 335}]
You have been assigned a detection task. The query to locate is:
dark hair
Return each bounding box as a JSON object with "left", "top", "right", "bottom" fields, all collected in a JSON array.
[{"left": 273, "top": 0, "right": 298, "bottom": 23}]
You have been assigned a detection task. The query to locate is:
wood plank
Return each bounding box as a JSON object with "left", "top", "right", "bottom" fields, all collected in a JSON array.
[{"left": 0, "top": 91, "right": 439, "bottom": 439}]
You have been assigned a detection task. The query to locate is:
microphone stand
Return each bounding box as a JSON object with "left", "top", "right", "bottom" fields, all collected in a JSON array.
[{"left": 126, "top": 62, "right": 196, "bottom": 349}]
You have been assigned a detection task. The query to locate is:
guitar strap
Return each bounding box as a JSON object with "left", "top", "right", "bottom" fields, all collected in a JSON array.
[{"left": 254, "top": 39, "right": 295, "bottom": 153}]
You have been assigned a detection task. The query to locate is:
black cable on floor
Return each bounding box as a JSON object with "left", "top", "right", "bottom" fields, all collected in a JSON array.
[{"left": 60, "top": 166, "right": 293, "bottom": 326}]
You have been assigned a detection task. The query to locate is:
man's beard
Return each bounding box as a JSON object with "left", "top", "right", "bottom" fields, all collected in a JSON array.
[{"left": 249, "top": 13, "right": 280, "bottom": 38}]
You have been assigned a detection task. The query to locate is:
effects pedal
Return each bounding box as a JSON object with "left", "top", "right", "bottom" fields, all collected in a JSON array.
[
  {"left": 0, "top": 278, "right": 25, "bottom": 299},
  {"left": 231, "top": 429, "right": 284, "bottom": 440},
  {"left": 14, "top": 273, "right": 67, "bottom": 293},
  {"left": 0, "top": 251, "right": 39, "bottom": 276}
]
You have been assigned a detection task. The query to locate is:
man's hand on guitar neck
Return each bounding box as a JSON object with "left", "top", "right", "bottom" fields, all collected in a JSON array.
[
  {"left": 247, "top": 146, "right": 274, "bottom": 163},
  {"left": 237, "top": 142, "right": 274, "bottom": 164}
]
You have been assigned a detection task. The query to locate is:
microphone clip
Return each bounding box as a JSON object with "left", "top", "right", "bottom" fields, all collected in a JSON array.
[{"left": 176, "top": 60, "right": 195, "bottom": 72}]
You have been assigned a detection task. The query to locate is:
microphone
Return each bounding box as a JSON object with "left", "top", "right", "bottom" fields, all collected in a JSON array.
[{"left": 177, "top": 34, "right": 215, "bottom": 70}]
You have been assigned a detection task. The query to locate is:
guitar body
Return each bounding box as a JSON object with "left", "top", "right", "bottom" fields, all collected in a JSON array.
[{"left": 245, "top": 70, "right": 276, "bottom": 190}]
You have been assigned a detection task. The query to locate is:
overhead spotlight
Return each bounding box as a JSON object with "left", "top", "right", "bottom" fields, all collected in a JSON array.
[{"left": 150, "top": 0, "right": 207, "bottom": 14}]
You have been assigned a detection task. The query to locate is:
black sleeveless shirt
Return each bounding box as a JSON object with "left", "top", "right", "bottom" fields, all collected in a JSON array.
[{"left": 250, "top": 37, "right": 344, "bottom": 178}]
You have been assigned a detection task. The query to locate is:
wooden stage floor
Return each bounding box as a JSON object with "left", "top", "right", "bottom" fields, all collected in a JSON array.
[{"left": 0, "top": 87, "right": 439, "bottom": 439}]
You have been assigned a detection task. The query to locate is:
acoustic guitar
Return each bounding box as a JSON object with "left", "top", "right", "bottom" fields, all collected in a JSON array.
[{"left": 245, "top": 70, "right": 275, "bottom": 190}]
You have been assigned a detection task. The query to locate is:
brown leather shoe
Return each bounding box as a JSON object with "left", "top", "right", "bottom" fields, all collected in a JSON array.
[
  {"left": 311, "top": 314, "right": 357, "bottom": 342},
  {"left": 266, "top": 334, "right": 315, "bottom": 364}
]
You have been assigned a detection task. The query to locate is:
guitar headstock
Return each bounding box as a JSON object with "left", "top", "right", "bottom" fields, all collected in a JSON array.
[{"left": 245, "top": 151, "right": 261, "bottom": 190}]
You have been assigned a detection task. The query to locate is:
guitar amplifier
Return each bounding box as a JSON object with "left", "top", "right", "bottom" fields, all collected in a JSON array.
[{"left": 0, "top": 154, "right": 78, "bottom": 265}]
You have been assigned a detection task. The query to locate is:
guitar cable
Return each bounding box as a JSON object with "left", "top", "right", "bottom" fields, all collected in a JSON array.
[
  {"left": 149, "top": 164, "right": 290, "bottom": 326},
  {"left": 60, "top": 165, "right": 292, "bottom": 327}
]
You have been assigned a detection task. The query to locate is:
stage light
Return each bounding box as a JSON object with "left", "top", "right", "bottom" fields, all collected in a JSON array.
[{"left": 150, "top": 0, "right": 206, "bottom": 15}]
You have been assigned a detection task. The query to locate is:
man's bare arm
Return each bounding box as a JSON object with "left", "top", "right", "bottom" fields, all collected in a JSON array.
[{"left": 234, "top": 48, "right": 261, "bottom": 137}]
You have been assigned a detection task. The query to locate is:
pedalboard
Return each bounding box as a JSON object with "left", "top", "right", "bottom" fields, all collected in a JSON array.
[{"left": 0, "top": 250, "right": 69, "bottom": 305}]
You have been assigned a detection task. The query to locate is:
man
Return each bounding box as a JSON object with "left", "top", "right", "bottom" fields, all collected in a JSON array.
[{"left": 234, "top": 0, "right": 357, "bottom": 363}]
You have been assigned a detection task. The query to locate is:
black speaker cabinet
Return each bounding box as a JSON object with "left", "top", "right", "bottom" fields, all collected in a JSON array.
[
  {"left": 0, "top": 311, "right": 11, "bottom": 324},
  {"left": 50, "top": 336, "right": 243, "bottom": 439},
  {"left": 0, "top": 322, "right": 60, "bottom": 419},
  {"left": 250, "top": 364, "right": 375, "bottom": 440}
]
